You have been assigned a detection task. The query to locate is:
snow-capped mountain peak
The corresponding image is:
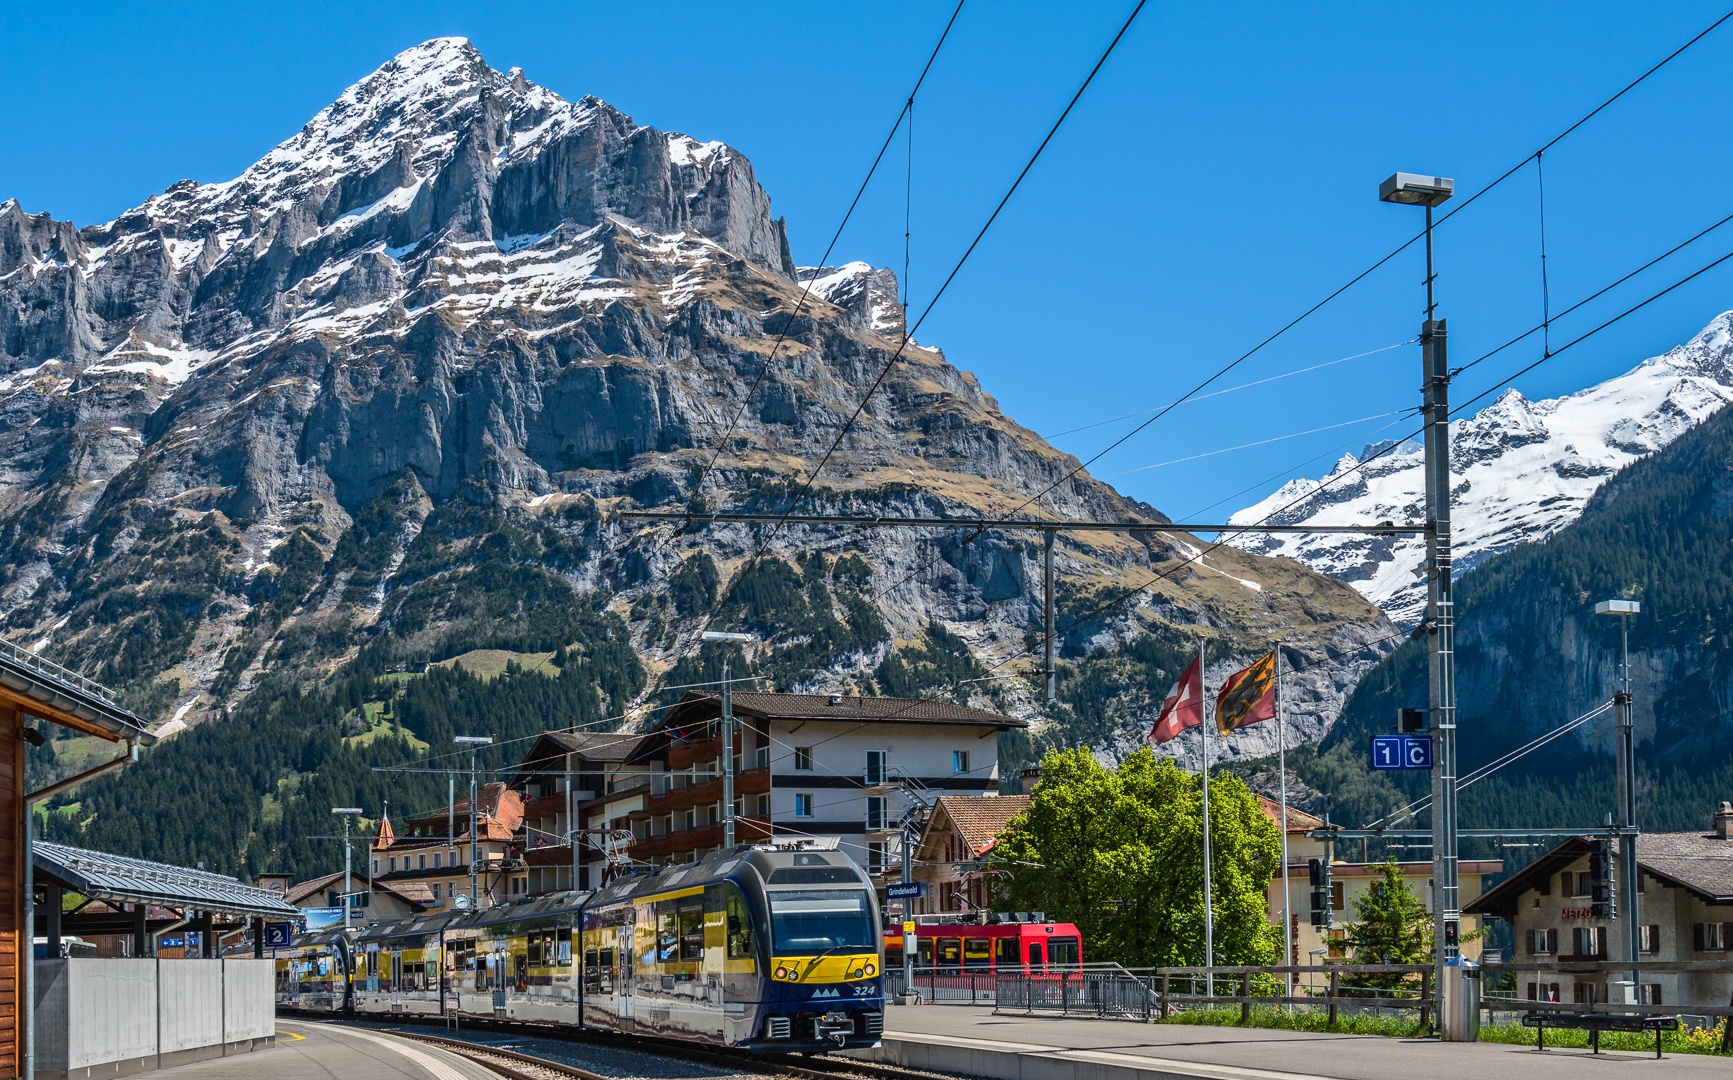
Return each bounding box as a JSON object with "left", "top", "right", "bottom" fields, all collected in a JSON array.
[{"left": 1228, "top": 311, "right": 1733, "bottom": 625}]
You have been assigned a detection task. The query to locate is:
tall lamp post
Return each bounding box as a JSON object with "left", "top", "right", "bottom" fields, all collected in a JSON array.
[
  {"left": 1379, "top": 172, "right": 1462, "bottom": 1007},
  {"left": 455, "top": 735, "right": 493, "bottom": 909},
  {"left": 701, "top": 630, "right": 755, "bottom": 849},
  {"left": 330, "top": 807, "right": 363, "bottom": 932},
  {"left": 1596, "top": 598, "right": 1641, "bottom": 989}
]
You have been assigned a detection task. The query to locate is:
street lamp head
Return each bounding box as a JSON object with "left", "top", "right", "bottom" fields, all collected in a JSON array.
[
  {"left": 331, "top": 807, "right": 363, "bottom": 815},
  {"left": 453, "top": 735, "right": 494, "bottom": 745},
  {"left": 1379, "top": 172, "right": 1454, "bottom": 208},
  {"left": 701, "top": 631, "right": 754, "bottom": 643},
  {"left": 1595, "top": 599, "right": 1641, "bottom": 617}
]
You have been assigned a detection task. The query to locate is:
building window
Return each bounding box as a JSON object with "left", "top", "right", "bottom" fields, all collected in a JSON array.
[
  {"left": 1572, "top": 926, "right": 1605, "bottom": 958},
  {"left": 1695, "top": 922, "right": 1730, "bottom": 951},
  {"left": 952, "top": 751, "right": 969, "bottom": 774},
  {"left": 418, "top": 854, "right": 426, "bottom": 870},
  {"left": 1641, "top": 984, "right": 1662, "bottom": 1005},
  {"left": 794, "top": 794, "right": 814, "bottom": 818},
  {"left": 756, "top": 793, "right": 771, "bottom": 815},
  {"left": 794, "top": 747, "right": 813, "bottom": 771},
  {"left": 1526, "top": 981, "right": 1561, "bottom": 1002},
  {"left": 433, "top": 853, "right": 441, "bottom": 869},
  {"left": 389, "top": 857, "right": 397, "bottom": 872},
  {"left": 1527, "top": 928, "right": 1558, "bottom": 955},
  {"left": 372, "top": 858, "right": 379, "bottom": 874},
  {"left": 431, "top": 883, "right": 441, "bottom": 902},
  {"left": 866, "top": 796, "right": 888, "bottom": 831},
  {"left": 865, "top": 749, "right": 887, "bottom": 785},
  {"left": 868, "top": 841, "right": 887, "bottom": 875},
  {"left": 1330, "top": 881, "right": 1344, "bottom": 910},
  {"left": 1572, "top": 982, "right": 1597, "bottom": 1005},
  {"left": 1640, "top": 924, "right": 1660, "bottom": 954}
]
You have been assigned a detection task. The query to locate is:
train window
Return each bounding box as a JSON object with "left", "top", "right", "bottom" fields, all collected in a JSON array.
[
  {"left": 885, "top": 945, "right": 904, "bottom": 969},
  {"left": 599, "top": 946, "right": 615, "bottom": 993},
  {"left": 937, "top": 937, "right": 961, "bottom": 972},
  {"left": 1049, "top": 936, "right": 1080, "bottom": 970},
  {"left": 657, "top": 912, "right": 679, "bottom": 962},
  {"left": 528, "top": 932, "right": 542, "bottom": 967},
  {"left": 724, "top": 887, "right": 754, "bottom": 962},
  {"left": 964, "top": 938, "right": 990, "bottom": 971},
  {"left": 678, "top": 906, "right": 705, "bottom": 962},
  {"left": 995, "top": 937, "right": 1021, "bottom": 971},
  {"left": 1028, "top": 942, "right": 1044, "bottom": 969},
  {"left": 557, "top": 928, "right": 573, "bottom": 965},
  {"left": 917, "top": 937, "right": 934, "bottom": 970},
  {"left": 767, "top": 867, "right": 857, "bottom": 884},
  {"left": 584, "top": 949, "right": 600, "bottom": 992}
]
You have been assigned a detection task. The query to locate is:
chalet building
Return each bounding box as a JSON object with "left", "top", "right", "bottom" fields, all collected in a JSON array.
[
  {"left": 479, "top": 693, "right": 1024, "bottom": 893},
  {"left": 283, "top": 870, "right": 430, "bottom": 923},
  {"left": 368, "top": 783, "right": 527, "bottom": 911},
  {"left": 909, "top": 794, "right": 1030, "bottom": 913},
  {"left": 1, "top": 642, "right": 156, "bottom": 1077},
  {"left": 509, "top": 730, "right": 651, "bottom": 893},
  {"left": 1465, "top": 803, "right": 1733, "bottom": 1007}
]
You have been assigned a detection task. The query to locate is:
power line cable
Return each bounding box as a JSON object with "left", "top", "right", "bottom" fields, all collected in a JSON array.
[
  {"left": 681, "top": 0, "right": 966, "bottom": 509},
  {"left": 687, "top": 0, "right": 1150, "bottom": 641},
  {"left": 1104, "top": 410, "right": 1408, "bottom": 478}
]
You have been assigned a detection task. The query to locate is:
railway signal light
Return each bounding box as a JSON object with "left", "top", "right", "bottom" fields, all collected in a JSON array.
[
  {"left": 1590, "top": 842, "right": 1615, "bottom": 919},
  {"left": 1397, "top": 708, "right": 1428, "bottom": 734},
  {"left": 1308, "top": 858, "right": 1333, "bottom": 928}
]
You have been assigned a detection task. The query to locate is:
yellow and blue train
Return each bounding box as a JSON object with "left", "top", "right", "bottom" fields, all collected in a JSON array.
[{"left": 274, "top": 846, "right": 885, "bottom": 1052}]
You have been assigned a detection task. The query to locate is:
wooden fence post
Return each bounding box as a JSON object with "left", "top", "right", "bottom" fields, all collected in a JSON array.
[
  {"left": 1241, "top": 972, "right": 1251, "bottom": 1023},
  {"left": 1327, "top": 969, "right": 1339, "bottom": 1026},
  {"left": 1418, "top": 969, "right": 1432, "bottom": 1033},
  {"left": 1160, "top": 973, "right": 1170, "bottom": 1019}
]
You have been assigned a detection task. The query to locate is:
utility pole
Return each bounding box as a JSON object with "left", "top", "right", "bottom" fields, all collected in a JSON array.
[
  {"left": 331, "top": 808, "right": 363, "bottom": 931},
  {"left": 1380, "top": 171, "right": 1460, "bottom": 1008},
  {"left": 455, "top": 735, "right": 493, "bottom": 908},
  {"left": 702, "top": 631, "right": 754, "bottom": 850},
  {"left": 1597, "top": 598, "right": 1642, "bottom": 987},
  {"left": 1044, "top": 528, "right": 1056, "bottom": 702}
]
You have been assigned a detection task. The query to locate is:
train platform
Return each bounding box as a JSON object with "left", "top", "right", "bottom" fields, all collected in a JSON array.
[
  {"left": 151, "top": 1020, "right": 501, "bottom": 1079},
  {"left": 867, "top": 1005, "right": 1726, "bottom": 1080}
]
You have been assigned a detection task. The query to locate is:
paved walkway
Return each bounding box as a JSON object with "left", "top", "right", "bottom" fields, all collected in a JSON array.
[
  {"left": 155, "top": 1020, "right": 500, "bottom": 1079},
  {"left": 875, "top": 1005, "right": 1724, "bottom": 1080}
]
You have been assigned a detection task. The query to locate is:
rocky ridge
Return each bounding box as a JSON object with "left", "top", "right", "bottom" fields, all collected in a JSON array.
[{"left": 0, "top": 38, "right": 1392, "bottom": 760}]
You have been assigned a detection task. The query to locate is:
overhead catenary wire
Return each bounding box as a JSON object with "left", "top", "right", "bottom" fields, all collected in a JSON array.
[
  {"left": 1104, "top": 410, "right": 1409, "bottom": 477},
  {"left": 834, "top": 10, "right": 1733, "bottom": 611},
  {"left": 683, "top": 0, "right": 1150, "bottom": 647},
  {"left": 680, "top": 0, "right": 967, "bottom": 511}
]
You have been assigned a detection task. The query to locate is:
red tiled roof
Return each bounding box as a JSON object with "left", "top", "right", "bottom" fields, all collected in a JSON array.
[
  {"left": 1258, "top": 796, "right": 1324, "bottom": 834},
  {"left": 384, "top": 783, "right": 523, "bottom": 847},
  {"left": 932, "top": 795, "right": 1031, "bottom": 857}
]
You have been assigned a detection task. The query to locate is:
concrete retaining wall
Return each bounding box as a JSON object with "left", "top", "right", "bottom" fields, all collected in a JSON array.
[{"left": 34, "top": 958, "right": 274, "bottom": 1077}]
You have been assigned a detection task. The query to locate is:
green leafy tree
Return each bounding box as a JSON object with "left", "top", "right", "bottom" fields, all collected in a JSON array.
[
  {"left": 993, "top": 747, "right": 1281, "bottom": 968},
  {"left": 1342, "top": 859, "right": 1432, "bottom": 994}
]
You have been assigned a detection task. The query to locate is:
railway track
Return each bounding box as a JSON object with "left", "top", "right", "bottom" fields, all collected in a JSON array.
[{"left": 353, "top": 1017, "right": 953, "bottom": 1080}]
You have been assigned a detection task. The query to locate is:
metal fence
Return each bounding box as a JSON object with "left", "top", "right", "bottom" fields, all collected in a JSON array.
[
  {"left": 989, "top": 964, "right": 1437, "bottom": 1024},
  {"left": 886, "top": 970, "right": 1000, "bottom": 1003},
  {"left": 993, "top": 971, "right": 1159, "bottom": 1019}
]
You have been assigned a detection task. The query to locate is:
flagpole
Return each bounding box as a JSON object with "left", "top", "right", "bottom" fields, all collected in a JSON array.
[
  {"left": 1276, "top": 645, "right": 1293, "bottom": 1008},
  {"left": 1199, "top": 642, "right": 1214, "bottom": 997}
]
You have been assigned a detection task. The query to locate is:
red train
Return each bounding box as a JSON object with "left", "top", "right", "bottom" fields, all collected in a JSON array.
[{"left": 883, "top": 912, "right": 1083, "bottom": 974}]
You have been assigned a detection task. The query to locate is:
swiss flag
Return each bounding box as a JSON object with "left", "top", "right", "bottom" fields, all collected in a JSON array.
[{"left": 1147, "top": 655, "right": 1204, "bottom": 745}]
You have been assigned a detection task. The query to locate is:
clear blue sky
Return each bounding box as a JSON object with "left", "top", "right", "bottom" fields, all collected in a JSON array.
[{"left": 7, "top": 1, "right": 1733, "bottom": 520}]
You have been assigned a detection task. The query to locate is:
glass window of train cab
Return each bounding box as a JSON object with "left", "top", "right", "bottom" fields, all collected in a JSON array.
[
  {"left": 1049, "top": 936, "right": 1080, "bottom": 970},
  {"left": 1028, "top": 941, "right": 1045, "bottom": 970},
  {"left": 679, "top": 905, "right": 705, "bottom": 962},
  {"left": 964, "top": 938, "right": 991, "bottom": 972},
  {"left": 938, "top": 937, "right": 962, "bottom": 973},
  {"left": 995, "top": 937, "right": 1021, "bottom": 972}
]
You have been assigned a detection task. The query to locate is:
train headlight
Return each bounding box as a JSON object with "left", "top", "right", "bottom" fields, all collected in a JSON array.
[
  {"left": 850, "top": 967, "right": 863, "bottom": 980},
  {"left": 775, "top": 966, "right": 789, "bottom": 980},
  {"left": 864, "top": 961, "right": 876, "bottom": 976}
]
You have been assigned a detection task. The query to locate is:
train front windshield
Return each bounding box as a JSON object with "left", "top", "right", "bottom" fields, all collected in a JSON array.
[{"left": 768, "top": 889, "right": 877, "bottom": 954}]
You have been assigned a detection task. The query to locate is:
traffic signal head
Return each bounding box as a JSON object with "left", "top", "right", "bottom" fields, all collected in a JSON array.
[
  {"left": 1309, "top": 858, "right": 1324, "bottom": 888},
  {"left": 1310, "top": 909, "right": 1325, "bottom": 927},
  {"left": 1443, "top": 920, "right": 1460, "bottom": 949},
  {"left": 1397, "top": 708, "right": 1428, "bottom": 734}
]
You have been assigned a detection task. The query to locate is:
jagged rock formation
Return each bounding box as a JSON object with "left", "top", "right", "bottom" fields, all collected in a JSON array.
[
  {"left": 1228, "top": 316, "right": 1733, "bottom": 626},
  {"left": 0, "top": 38, "right": 1391, "bottom": 755}
]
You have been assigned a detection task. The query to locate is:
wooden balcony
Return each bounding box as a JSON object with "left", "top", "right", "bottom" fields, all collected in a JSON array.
[
  {"left": 668, "top": 735, "right": 721, "bottom": 770},
  {"left": 628, "top": 814, "right": 773, "bottom": 860},
  {"left": 642, "top": 767, "right": 769, "bottom": 816}
]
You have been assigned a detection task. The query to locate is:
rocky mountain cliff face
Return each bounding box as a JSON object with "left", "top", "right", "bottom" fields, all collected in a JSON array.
[
  {"left": 1227, "top": 317, "right": 1733, "bottom": 626},
  {"left": 0, "top": 38, "right": 1390, "bottom": 763}
]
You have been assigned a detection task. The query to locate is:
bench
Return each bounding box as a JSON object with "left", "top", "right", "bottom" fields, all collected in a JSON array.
[{"left": 1521, "top": 1010, "right": 1680, "bottom": 1058}]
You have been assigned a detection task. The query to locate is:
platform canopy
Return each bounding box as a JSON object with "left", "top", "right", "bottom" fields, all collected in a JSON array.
[{"left": 34, "top": 842, "right": 297, "bottom": 920}]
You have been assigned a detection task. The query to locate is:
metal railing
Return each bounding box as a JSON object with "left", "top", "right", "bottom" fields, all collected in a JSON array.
[
  {"left": 0, "top": 635, "right": 123, "bottom": 707},
  {"left": 985, "top": 964, "right": 1437, "bottom": 1024}
]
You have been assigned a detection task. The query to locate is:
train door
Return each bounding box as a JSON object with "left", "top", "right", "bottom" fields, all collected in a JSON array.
[
  {"left": 616, "top": 919, "right": 636, "bottom": 1031},
  {"left": 390, "top": 949, "right": 404, "bottom": 1003},
  {"left": 994, "top": 936, "right": 1021, "bottom": 975},
  {"left": 492, "top": 939, "right": 508, "bottom": 1013},
  {"left": 1027, "top": 939, "right": 1046, "bottom": 972}
]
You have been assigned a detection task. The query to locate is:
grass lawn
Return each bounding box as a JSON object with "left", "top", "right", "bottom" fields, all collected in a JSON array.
[{"left": 1162, "top": 1006, "right": 1731, "bottom": 1056}]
